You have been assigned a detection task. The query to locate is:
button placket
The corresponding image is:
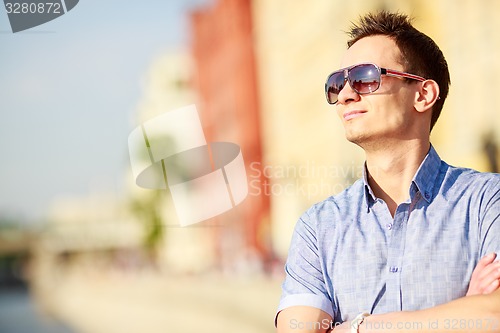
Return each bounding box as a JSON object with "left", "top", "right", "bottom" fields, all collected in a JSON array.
[{"left": 385, "top": 204, "right": 410, "bottom": 311}]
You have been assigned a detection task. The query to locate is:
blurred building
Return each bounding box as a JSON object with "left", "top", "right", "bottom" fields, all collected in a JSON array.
[
  {"left": 30, "top": 193, "right": 144, "bottom": 317},
  {"left": 428, "top": 0, "right": 500, "bottom": 171},
  {"left": 44, "top": 194, "right": 143, "bottom": 253},
  {"left": 190, "top": 0, "right": 273, "bottom": 273}
]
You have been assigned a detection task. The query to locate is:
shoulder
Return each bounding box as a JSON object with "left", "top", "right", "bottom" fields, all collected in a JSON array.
[
  {"left": 439, "top": 164, "right": 500, "bottom": 220},
  {"left": 442, "top": 163, "right": 500, "bottom": 193},
  {"left": 300, "top": 179, "right": 365, "bottom": 227}
]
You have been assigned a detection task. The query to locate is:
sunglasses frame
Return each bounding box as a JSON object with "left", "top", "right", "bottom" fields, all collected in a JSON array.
[{"left": 325, "top": 63, "right": 426, "bottom": 105}]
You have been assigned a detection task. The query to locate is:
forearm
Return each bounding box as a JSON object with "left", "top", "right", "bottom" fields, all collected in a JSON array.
[{"left": 360, "top": 289, "right": 500, "bottom": 333}]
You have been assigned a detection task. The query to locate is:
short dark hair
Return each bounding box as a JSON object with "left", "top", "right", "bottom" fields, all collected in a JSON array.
[{"left": 347, "top": 11, "right": 450, "bottom": 131}]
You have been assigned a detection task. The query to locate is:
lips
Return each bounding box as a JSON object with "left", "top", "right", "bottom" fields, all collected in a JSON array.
[{"left": 343, "top": 110, "right": 367, "bottom": 121}]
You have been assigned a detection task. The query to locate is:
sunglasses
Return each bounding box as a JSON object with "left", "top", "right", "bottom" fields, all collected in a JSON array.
[{"left": 325, "top": 63, "right": 426, "bottom": 104}]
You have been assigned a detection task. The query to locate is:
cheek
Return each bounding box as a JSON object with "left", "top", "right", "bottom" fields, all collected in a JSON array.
[{"left": 370, "top": 98, "right": 406, "bottom": 124}]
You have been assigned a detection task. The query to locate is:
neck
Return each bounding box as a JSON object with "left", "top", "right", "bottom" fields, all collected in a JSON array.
[{"left": 364, "top": 139, "right": 430, "bottom": 217}]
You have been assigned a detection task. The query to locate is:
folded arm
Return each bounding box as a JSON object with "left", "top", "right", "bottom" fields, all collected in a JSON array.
[
  {"left": 277, "top": 255, "right": 500, "bottom": 333},
  {"left": 354, "top": 289, "right": 500, "bottom": 333},
  {"left": 276, "top": 289, "right": 500, "bottom": 333},
  {"left": 333, "top": 255, "right": 500, "bottom": 333}
]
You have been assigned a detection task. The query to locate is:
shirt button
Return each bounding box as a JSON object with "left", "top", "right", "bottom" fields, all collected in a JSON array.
[
  {"left": 389, "top": 266, "right": 398, "bottom": 273},
  {"left": 386, "top": 223, "right": 393, "bottom": 230},
  {"left": 424, "top": 191, "right": 430, "bottom": 199}
]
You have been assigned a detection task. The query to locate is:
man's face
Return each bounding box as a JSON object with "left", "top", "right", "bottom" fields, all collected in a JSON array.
[{"left": 335, "top": 35, "right": 420, "bottom": 147}]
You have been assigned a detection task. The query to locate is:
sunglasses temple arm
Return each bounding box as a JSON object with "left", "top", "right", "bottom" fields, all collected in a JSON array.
[{"left": 383, "top": 68, "right": 426, "bottom": 82}]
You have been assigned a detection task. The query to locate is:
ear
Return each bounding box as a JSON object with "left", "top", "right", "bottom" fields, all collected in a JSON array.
[{"left": 414, "top": 79, "right": 440, "bottom": 113}]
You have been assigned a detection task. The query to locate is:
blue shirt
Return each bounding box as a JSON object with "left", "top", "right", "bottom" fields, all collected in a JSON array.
[{"left": 277, "top": 146, "right": 500, "bottom": 324}]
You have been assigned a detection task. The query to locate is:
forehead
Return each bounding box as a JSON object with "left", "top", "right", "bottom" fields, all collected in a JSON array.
[{"left": 340, "top": 35, "right": 403, "bottom": 70}]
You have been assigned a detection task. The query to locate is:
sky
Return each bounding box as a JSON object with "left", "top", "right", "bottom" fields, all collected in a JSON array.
[{"left": 0, "top": 0, "right": 209, "bottom": 225}]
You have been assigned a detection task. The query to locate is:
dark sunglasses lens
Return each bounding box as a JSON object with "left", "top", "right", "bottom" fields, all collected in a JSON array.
[
  {"left": 349, "top": 64, "right": 380, "bottom": 94},
  {"left": 326, "top": 71, "right": 345, "bottom": 104}
]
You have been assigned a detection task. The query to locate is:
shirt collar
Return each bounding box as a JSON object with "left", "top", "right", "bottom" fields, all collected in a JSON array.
[
  {"left": 411, "top": 144, "right": 441, "bottom": 203},
  {"left": 362, "top": 145, "right": 442, "bottom": 210},
  {"left": 362, "top": 163, "right": 377, "bottom": 209}
]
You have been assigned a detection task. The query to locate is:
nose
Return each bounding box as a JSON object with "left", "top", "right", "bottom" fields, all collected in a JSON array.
[{"left": 337, "top": 79, "right": 361, "bottom": 105}]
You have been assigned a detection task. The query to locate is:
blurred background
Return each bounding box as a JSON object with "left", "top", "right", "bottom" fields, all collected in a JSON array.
[{"left": 0, "top": 0, "right": 499, "bottom": 332}]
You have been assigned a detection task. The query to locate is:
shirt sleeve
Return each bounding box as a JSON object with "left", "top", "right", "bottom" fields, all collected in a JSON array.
[
  {"left": 276, "top": 207, "right": 335, "bottom": 324},
  {"left": 478, "top": 176, "right": 500, "bottom": 258}
]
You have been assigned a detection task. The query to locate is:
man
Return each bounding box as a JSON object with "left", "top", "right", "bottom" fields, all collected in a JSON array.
[{"left": 276, "top": 11, "right": 500, "bottom": 333}]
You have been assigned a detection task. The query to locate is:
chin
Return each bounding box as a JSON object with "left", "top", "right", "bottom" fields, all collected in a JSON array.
[
  {"left": 344, "top": 131, "right": 379, "bottom": 150},
  {"left": 344, "top": 131, "right": 366, "bottom": 145}
]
